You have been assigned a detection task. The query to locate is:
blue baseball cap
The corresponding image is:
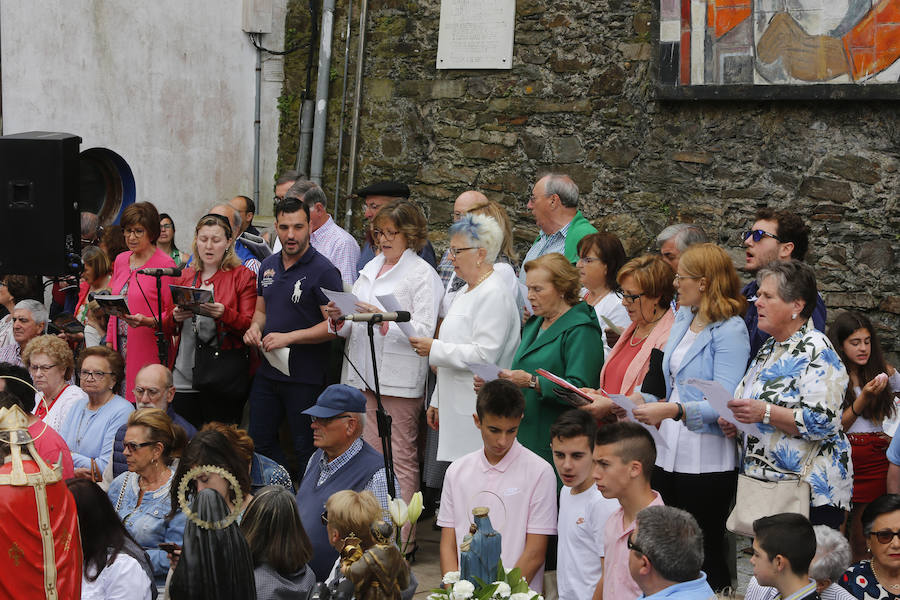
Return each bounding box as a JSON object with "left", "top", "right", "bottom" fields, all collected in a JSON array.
[{"left": 302, "top": 384, "right": 366, "bottom": 418}]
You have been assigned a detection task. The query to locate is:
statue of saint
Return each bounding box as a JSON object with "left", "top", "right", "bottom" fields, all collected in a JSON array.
[
  {"left": 459, "top": 506, "right": 502, "bottom": 587},
  {"left": 343, "top": 519, "right": 411, "bottom": 600}
]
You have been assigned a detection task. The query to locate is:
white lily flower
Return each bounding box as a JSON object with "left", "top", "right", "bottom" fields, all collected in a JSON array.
[
  {"left": 442, "top": 571, "right": 460, "bottom": 585},
  {"left": 407, "top": 490, "right": 424, "bottom": 524},
  {"left": 388, "top": 497, "right": 408, "bottom": 527}
]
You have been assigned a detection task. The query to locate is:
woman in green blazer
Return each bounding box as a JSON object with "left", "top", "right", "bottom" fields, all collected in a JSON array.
[{"left": 498, "top": 253, "right": 605, "bottom": 468}]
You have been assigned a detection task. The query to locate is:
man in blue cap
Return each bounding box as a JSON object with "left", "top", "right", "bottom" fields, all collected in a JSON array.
[
  {"left": 296, "top": 384, "right": 397, "bottom": 580},
  {"left": 355, "top": 181, "right": 437, "bottom": 273}
]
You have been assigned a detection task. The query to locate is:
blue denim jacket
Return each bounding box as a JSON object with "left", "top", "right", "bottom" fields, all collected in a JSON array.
[{"left": 108, "top": 469, "right": 186, "bottom": 586}]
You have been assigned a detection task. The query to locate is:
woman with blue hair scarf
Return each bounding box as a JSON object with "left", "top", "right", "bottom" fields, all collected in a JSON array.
[
  {"left": 411, "top": 214, "right": 521, "bottom": 462},
  {"left": 728, "top": 260, "right": 851, "bottom": 529}
]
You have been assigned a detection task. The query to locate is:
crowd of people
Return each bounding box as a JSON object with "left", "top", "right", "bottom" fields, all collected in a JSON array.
[{"left": 0, "top": 170, "right": 898, "bottom": 600}]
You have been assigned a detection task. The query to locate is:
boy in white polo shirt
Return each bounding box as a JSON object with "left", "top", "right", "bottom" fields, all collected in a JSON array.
[
  {"left": 551, "top": 410, "right": 619, "bottom": 600},
  {"left": 437, "top": 379, "right": 558, "bottom": 591}
]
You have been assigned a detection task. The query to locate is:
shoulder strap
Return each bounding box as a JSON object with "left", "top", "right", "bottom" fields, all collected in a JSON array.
[{"left": 745, "top": 443, "right": 817, "bottom": 479}]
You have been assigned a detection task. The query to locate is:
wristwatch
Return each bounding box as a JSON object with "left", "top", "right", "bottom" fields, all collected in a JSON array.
[
  {"left": 529, "top": 374, "right": 537, "bottom": 389},
  {"left": 763, "top": 403, "right": 772, "bottom": 425}
]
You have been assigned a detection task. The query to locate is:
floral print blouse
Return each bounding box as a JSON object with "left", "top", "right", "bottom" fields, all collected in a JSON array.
[
  {"left": 840, "top": 560, "right": 900, "bottom": 600},
  {"left": 735, "top": 320, "right": 852, "bottom": 510}
]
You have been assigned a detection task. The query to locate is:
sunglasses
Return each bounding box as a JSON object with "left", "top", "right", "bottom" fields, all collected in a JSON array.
[
  {"left": 123, "top": 441, "right": 158, "bottom": 453},
  {"left": 742, "top": 229, "right": 780, "bottom": 243},
  {"left": 871, "top": 529, "right": 900, "bottom": 544},
  {"left": 627, "top": 533, "right": 643, "bottom": 555}
]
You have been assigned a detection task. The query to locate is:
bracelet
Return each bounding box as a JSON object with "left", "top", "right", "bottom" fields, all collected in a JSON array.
[
  {"left": 763, "top": 403, "right": 772, "bottom": 425},
  {"left": 674, "top": 403, "right": 684, "bottom": 421},
  {"left": 850, "top": 402, "right": 861, "bottom": 417}
]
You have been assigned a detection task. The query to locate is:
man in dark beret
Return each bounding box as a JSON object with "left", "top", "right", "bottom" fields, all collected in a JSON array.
[{"left": 355, "top": 181, "right": 437, "bottom": 273}]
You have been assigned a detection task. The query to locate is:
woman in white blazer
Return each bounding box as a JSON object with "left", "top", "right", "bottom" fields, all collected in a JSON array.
[
  {"left": 631, "top": 243, "right": 750, "bottom": 591},
  {"left": 326, "top": 200, "right": 442, "bottom": 546},
  {"left": 410, "top": 214, "right": 520, "bottom": 463}
]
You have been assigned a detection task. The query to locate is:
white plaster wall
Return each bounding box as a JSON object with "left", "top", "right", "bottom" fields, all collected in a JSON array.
[{"left": 0, "top": 0, "right": 287, "bottom": 251}]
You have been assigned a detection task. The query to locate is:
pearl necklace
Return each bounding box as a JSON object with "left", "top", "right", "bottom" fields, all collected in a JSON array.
[
  {"left": 871, "top": 560, "right": 900, "bottom": 591},
  {"left": 468, "top": 269, "right": 494, "bottom": 290}
]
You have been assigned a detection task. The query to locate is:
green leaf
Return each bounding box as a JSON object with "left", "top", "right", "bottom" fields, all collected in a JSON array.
[
  {"left": 473, "top": 575, "right": 489, "bottom": 589},
  {"left": 507, "top": 567, "right": 523, "bottom": 583},
  {"left": 511, "top": 578, "right": 530, "bottom": 594},
  {"left": 475, "top": 583, "right": 500, "bottom": 600},
  {"left": 496, "top": 559, "right": 506, "bottom": 582}
]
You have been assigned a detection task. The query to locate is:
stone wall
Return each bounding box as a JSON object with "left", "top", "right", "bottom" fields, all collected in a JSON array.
[{"left": 278, "top": 0, "right": 900, "bottom": 360}]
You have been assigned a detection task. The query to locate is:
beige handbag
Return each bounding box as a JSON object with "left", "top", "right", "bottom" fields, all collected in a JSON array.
[{"left": 726, "top": 449, "right": 815, "bottom": 537}]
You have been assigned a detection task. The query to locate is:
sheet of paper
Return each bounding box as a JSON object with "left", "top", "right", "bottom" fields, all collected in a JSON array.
[
  {"left": 262, "top": 347, "right": 291, "bottom": 377},
  {"left": 375, "top": 294, "right": 416, "bottom": 338},
  {"left": 535, "top": 369, "right": 593, "bottom": 405},
  {"left": 518, "top": 282, "right": 534, "bottom": 314},
  {"left": 684, "top": 378, "right": 763, "bottom": 438},
  {"left": 466, "top": 362, "right": 502, "bottom": 382},
  {"left": 609, "top": 394, "right": 669, "bottom": 449},
  {"left": 599, "top": 314, "right": 624, "bottom": 335},
  {"left": 322, "top": 288, "right": 361, "bottom": 316}
]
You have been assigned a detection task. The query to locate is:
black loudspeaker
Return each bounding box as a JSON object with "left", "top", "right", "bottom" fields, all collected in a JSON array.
[{"left": 0, "top": 131, "right": 82, "bottom": 276}]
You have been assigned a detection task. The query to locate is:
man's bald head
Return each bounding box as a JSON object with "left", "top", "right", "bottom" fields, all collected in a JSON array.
[
  {"left": 453, "top": 191, "right": 488, "bottom": 222},
  {"left": 134, "top": 364, "right": 176, "bottom": 410},
  {"left": 209, "top": 204, "right": 241, "bottom": 236}
]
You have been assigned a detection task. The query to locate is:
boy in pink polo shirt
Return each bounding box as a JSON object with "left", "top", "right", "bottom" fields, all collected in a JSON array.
[
  {"left": 592, "top": 421, "right": 663, "bottom": 600},
  {"left": 437, "top": 379, "right": 557, "bottom": 591}
]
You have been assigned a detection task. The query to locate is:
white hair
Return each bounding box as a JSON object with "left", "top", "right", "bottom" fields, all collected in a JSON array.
[
  {"left": 449, "top": 213, "right": 503, "bottom": 263},
  {"left": 14, "top": 299, "right": 48, "bottom": 330}
]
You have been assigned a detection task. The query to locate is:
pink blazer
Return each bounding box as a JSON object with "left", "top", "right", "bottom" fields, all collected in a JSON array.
[
  {"left": 598, "top": 309, "right": 675, "bottom": 396},
  {"left": 106, "top": 248, "right": 177, "bottom": 402}
]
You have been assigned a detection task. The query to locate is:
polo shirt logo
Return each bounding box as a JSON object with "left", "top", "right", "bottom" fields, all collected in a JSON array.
[
  {"left": 261, "top": 268, "right": 276, "bottom": 288},
  {"left": 292, "top": 277, "right": 306, "bottom": 303}
]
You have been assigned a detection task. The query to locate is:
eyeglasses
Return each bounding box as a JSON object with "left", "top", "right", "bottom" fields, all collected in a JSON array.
[
  {"left": 123, "top": 441, "right": 158, "bottom": 453},
  {"left": 871, "top": 530, "right": 900, "bottom": 544},
  {"left": 310, "top": 415, "right": 353, "bottom": 424},
  {"left": 627, "top": 534, "right": 644, "bottom": 555},
  {"left": 577, "top": 256, "right": 603, "bottom": 264},
  {"left": 124, "top": 228, "right": 147, "bottom": 238},
  {"left": 372, "top": 229, "right": 400, "bottom": 241},
  {"left": 160, "top": 223, "right": 174, "bottom": 230},
  {"left": 742, "top": 229, "right": 780, "bottom": 243},
  {"left": 321, "top": 510, "right": 329, "bottom": 526},
  {"left": 622, "top": 293, "right": 644, "bottom": 304},
  {"left": 28, "top": 364, "right": 58, "bottom": 373},
  {"left": 80, "top": 369, "right": 113, "bottom": 380},
  {"left": 134, "top": 386, "right": 166, "bottom": 398},
  {"left": 448, "top": 247, "right": 477, "bottom": 257},
  {"left": 452, "top": 211, "right": 465, "bottom": 222},
  {"left": 673, "top": 274, "right": 700, "bottom": 282}
]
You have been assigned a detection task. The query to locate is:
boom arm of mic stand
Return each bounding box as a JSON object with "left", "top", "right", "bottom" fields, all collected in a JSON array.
[
  {"left": 366, "top": 319, "right": 397, "bottom": 499},
  {"left": 154, "top": 275, "right": 168, "bottom": 366}
]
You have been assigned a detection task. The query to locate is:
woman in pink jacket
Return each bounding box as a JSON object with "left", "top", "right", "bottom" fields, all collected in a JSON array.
[{"left": 106, "top": 202, "right": 176, "bottom": 403}]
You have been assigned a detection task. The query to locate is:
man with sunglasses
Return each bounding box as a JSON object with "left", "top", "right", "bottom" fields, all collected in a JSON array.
[
  {"left": 741, "top": 208, "right": 827, "bottom": 357},
  {"left": 628, "top": 506, "right": 715, "bottom": 600},
  {"left": 101, "top": 364, "right": 197, "bottom": 487},
  {"left": 354, "top": 180, "right": 437, "bottom": 274},
  {"left": 295, "top": 384, "right": 395, "bottom": 580}
]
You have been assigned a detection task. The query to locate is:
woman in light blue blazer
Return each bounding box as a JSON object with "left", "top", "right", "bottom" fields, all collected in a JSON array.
[{"left": 632, "top": 243, "right": 750, "bottom": 591}]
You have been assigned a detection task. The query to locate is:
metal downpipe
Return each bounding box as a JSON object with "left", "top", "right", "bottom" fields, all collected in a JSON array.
[
  {"left": 343, "top": 0, "right": 368, "bottom": 230},
  {"left": 309, "top": 0, "right": 336, "bottom": 186}
]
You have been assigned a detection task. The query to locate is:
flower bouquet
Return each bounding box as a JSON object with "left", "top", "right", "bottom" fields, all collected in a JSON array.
[
  {"left": 430, "top": 561, "right": 542, "bottom": 600},
  {"left": 388, "top": 491, "right": 424, "bottom": 554}
]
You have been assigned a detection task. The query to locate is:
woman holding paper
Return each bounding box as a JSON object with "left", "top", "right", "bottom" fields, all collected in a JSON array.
[
  {"left": 107, "top": 202, "right": 177, "bottom": 403},
  {"left": 157, "top": 213, "right": 256, "bottom": 427},
  {"left": 412, "top": 214, "right": 520, "bottom": 463},
  {"left": 728, "top": 260, "right": 851, "bottom": 529},
  {"left": 629, "top": 243, "right": 749, "bottom": 591},
  {"left": 495, "top": 252, "right": 604, "bottom": 469},
  {"left": 325, "top": 199, "right": 442, "bottom": 551}
]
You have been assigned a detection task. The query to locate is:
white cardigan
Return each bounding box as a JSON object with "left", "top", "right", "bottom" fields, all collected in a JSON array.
[
  {"left": 429, "top": 271, "right": 520, "bottom": 461},
  {"left": 338, "top": 249, "right": 443, "bottom": 398}
]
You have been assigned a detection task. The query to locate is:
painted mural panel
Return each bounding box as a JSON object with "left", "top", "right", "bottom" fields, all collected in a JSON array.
[{"left": 658, "top": 0, "right": 900, "bottom": 97}]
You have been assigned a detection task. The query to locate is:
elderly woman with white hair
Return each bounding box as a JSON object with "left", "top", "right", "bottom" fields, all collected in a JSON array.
[{"left": 411, "top": 214, "right": 521, "bottom": 462}]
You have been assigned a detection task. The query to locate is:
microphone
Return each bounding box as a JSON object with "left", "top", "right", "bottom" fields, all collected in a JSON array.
[
  {"left": 137, "top": 267, "right": 183, "bottom": 277},
  {"left": 340, "top": 311, "right": 411, "bottom": 323}
]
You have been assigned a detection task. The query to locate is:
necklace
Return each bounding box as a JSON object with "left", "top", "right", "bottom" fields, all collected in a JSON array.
[
  {"left": 871, "top": 560, "right": 900, "bottom": 591},
  {"left": 631, "top": 311, "right": 663, "bottom": 346},
  {"left": 468, "top": 269, "right": 494, "bottom": 291}
]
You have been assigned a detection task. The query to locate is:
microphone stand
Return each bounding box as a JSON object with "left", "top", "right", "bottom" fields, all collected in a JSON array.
[
  {"left": 365, "top": 317, "right": 398, "bottom": 499},
  {"left": 139, "top": 272, "right": 169, "bottom": 366}
]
